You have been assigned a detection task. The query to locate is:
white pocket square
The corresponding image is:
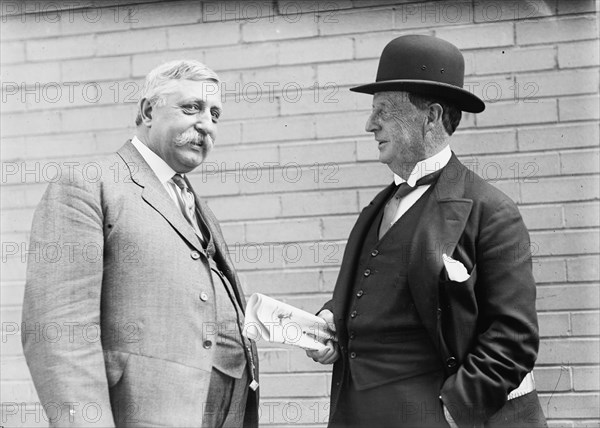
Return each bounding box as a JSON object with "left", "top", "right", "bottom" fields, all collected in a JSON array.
[{"left": 442, "top": 253, "right": 470, "bottom": 282}]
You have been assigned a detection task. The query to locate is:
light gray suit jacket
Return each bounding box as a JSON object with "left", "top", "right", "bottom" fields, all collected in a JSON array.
[{"left": 22, "top": 141, "right": 259, "bottom": 427}]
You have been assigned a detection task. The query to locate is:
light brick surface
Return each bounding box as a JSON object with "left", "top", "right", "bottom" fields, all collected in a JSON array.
[
  {"left": 1, "top": 1, "right": 598, "bottom": 426},
  {"left": 558, "top": 39, "right": 600, "bottom": 68},
  {"left": 517, "top": 15, "right": 599, "bottom": 45},
  {"left": 278, "top": 36, "right": 353, "bottom": 65},
  {"left": 572, "top": 366, "right": 600, "bottom": 391},
  {"left": 435, "top": 22, "right": 514, "bottom": 49},
  {"left": 167, "top": 21, "right": 240, "bottom": 49},
  {"left": 472, "top": 46, "right": 557, "bottom": 75},
  {"left": 559, "top": 95, "right": 600, "bottom": 121},
  {"left": 0, "top": 42, "right": 25, "bottom": 64}
]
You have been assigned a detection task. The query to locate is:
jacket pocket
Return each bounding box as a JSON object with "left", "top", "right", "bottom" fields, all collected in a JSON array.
[
  {"left": 104, "top": 349, "right": 131, "bottom": 388},
  {"left": 442, "top": 264, "right": 477, "bottom": 292}
]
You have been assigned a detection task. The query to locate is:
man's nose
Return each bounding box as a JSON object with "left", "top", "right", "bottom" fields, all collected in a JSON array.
[
  {"left": 194, "top": 112, "right": 217, "bottom": 136},
  {"left": 365, "top": 113, "right": 379, "bottom": 133}
]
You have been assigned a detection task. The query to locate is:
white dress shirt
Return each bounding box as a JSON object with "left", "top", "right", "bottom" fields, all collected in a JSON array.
[
  {"left": 390, "top": 145, "right": 451, "bottom": 224},
  {"left": 131, "top": 136, "right": 206, "bottom": 242},
  {"left": 131, "top": 136, "right": 182, "bottom": 206}
]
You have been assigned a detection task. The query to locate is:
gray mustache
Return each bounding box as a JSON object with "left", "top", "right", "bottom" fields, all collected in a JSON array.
[{"left": 175, "top": 130, "right": 212, "bottom": 147}]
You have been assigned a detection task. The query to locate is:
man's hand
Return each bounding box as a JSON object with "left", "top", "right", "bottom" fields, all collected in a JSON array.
[{"left": 305, "top": 310, "right": 339, "bottom": 364}]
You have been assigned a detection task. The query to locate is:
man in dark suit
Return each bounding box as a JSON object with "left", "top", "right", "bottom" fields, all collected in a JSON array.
[
  {"left": 22, "top": 60, "right": 259, "bottom": 427},
  {"left": 306, "top": 35, "right": 547, "bottom": 428}
]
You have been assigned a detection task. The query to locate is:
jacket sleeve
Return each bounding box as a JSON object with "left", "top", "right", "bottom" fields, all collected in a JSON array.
[
  {"left": 320, "top": 300, "right": 335, "bottom": 315},
  {"left": 21, "top": 167, "right": 116, "bottom": 427},
  {"left": 440, "top": 198, "right": 539, "bottom": 426}
]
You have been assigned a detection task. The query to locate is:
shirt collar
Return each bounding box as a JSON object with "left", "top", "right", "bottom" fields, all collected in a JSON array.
[
  {"left": 394, "top": 145, "right": 452, "bottom": 187},
  {"left": 131, "top": 136, "right": 177, "bottom": 184}
]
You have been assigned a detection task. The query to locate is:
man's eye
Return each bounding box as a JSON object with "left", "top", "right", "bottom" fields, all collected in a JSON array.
[
  {"left": 181, "top": 104, "right": 200, "bottom": 113},
  {"left": 375, "top": 109, "right": 391, "bottom": 120},
  {"left": 211, "top": 110, "right": 220, "bottom": 120}
]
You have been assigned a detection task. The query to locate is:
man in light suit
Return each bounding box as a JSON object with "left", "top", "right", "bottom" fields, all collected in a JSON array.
[
  {"left": 22, "top": 60, "right": 259, "bottom": 428},
  {"left": 307, "top": 35, "right": 547, "bottom": 427}
]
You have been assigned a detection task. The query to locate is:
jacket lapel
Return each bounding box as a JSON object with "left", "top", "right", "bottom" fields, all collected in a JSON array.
[
  {"left": 196, "top": 195, "right": 248, "bottom": 309},
  {"left": 117, "top": 141, "right": 205, "bottom": 254},
  {"left": 407, "top": 154, "right": 473, "bottom": 346},
  {"left": 182, "top": 173, "right": 246, "bottom": 309}
]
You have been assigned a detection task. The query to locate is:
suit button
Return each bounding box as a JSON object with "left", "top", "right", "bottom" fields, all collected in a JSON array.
[
  {"left": 349, "top": 332, "right": 355, "bottom": 340},
  {"left": 199, "top": 292, "right": 209, "bottom": 301},
  {"left": 350, "top": 352, "right": 357, "bottom": 359},
  {"left": 437, "top": 308, "right": 442, "bottom": 317},
  {"left": 371, "top": 250, "right": 379, "bottom": 257},
  {"left": 356, "top": 290, "right": 364, "bottom": 298},
  {"left": 446, "top": 357, "right": 457, "bottom": 368},
  {"left": 363, "top": 269, "right": 371, "bottom": 277},
  {"left": 350, "top": 311, "right": 357, "bottom": 318},
  {"left": 191, "top": 251, "right": 200, "bottom": 260},
  {"left": 203, "top": 340, "right": 213, "bottom": 349}
]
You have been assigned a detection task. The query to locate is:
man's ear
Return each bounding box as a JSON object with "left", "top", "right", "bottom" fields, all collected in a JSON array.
[
  {"left": 139, "top": 98, "right": 153, "bottom": 126},
  {"left": 426, "top": 103, "right": 443, "bottom": 128}
]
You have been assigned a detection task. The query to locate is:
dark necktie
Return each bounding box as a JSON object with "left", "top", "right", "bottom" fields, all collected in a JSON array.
[
  {"left": 171, "top": 174, "right": 205, "bottom": 242},
  {"left": 378, "top": 169, "right": 443, "bottom": 239}
]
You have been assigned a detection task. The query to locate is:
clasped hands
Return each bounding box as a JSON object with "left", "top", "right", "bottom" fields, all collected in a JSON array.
[{"left": 305, "top": 309, "right": 340, "bottom": 364}]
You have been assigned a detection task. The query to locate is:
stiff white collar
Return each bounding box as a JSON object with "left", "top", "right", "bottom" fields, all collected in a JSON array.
[
  {"left": 131, "top": 136, "right": 178, "bottom": 184},
  {"left": 394, "top": 145, "right": 451, "bottom": 187}
]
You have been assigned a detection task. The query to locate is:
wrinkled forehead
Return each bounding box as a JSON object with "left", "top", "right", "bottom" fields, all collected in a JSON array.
[{"left": 372, "top": 91, "right": 412, "bottom": 109}]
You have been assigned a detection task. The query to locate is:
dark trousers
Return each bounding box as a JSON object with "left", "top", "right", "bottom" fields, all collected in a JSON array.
[
  {"left": 202, "top": 368, "right": 249, "bottom": 428},
  {"left": 330, "top": 369, "right": 450, "bottom": 428}
]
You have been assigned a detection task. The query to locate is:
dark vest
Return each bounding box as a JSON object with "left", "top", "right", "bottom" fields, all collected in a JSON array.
[
  {"left": 345, "top": 186, "right": 443, "bottom": 390},
  {"left": 199, "top": 211, "right": 248, "bottom": 379}
]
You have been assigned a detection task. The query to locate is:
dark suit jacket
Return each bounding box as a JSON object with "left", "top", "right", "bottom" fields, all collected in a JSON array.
[
  {"left": 323, "top": 154, "right": 543, "bottom": 427},
  {"left": 22, "top": 141, "right": 259, "bottom": 427}
]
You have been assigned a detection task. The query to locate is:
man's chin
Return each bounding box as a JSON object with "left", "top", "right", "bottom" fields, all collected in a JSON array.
[
  {"left": 177, "top": 155, "right": 207, "bottom": 173},
  {"left": 378, "top": 152, "right": 392, "bottom": 165}
]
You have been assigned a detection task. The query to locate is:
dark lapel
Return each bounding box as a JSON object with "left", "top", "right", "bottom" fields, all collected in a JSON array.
[
  {"left": 407, "top": 154, "right": 473, "bottom": 345},
  {"left": 187, "top": 179, "right": 248, "bottom": 309},
  {"left": 116, "top": 141, "right": 205, "bottom": 254},
  {"left": 333, "top": 182, "right": 397, "bottom": 322}
]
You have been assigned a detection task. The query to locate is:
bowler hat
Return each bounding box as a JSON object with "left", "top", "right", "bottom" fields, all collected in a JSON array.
[{"left": 351, "top": 35, "right": 485, "bottom": 113}]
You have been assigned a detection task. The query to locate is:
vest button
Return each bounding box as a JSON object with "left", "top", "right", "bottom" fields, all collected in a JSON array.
[
  {"left": 446, "top": 357, "right": 457, "bottom": 368},
  {"left": 191, "top": 251, "right": 200, "bottom": 260},
  {"left": 371, "top": 250, "right": 379, "bottom": 257},
  {"left": 437, "top": 308, "right": 442, "bottom": 317},
  {"left": 350, "top": 311, "right": 357, "bottom": 318},
  {"left": 199, "top": 292, "right": 209, "bottom": 302},
  {"left": 363, "top": 269, "right": 371, "bottom": 277},
  {"left": 350, "top": 352, "right": 357, "bottom": 359},
  {"left": 203, "top": 340, "right": 213, "bottom": 349},
  {"left": 356, "top": 290, "right": 364, "bottom": 298},
  {"left": 349, "top": 332, "right": 355, "bottom": 340}
]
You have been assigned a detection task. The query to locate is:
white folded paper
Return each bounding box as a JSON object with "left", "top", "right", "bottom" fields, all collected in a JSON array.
[
  {"left": 442, "top": 253, "right": 470, "bottom": 282},
  {"left": 243, "top": 293, "right": 335, "bottom": 351}
]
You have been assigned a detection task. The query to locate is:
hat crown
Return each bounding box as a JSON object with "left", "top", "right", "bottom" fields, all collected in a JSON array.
[
  {"left": 376, "top": 35, "right": 465, "bottom": 88},
  {"left": 350, "top": 34, "right": 485, "bottom": 113}
]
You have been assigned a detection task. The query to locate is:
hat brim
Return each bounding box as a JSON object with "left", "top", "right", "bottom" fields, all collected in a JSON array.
[{"left": 350, "top": 80, "right": 485, "bottom": 113}]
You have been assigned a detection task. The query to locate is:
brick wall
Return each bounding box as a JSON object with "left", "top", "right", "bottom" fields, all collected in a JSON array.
[{"left": 1, "top": 0, "right": 598, "bottom": 426}]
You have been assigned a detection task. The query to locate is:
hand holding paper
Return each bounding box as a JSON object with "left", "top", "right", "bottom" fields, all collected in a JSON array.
[
  {"left": 243, "top": 293, "right": 336, "bottom": 351},
  {"left": 305, "top": 309, "right": 339, "bottom": 365}
]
